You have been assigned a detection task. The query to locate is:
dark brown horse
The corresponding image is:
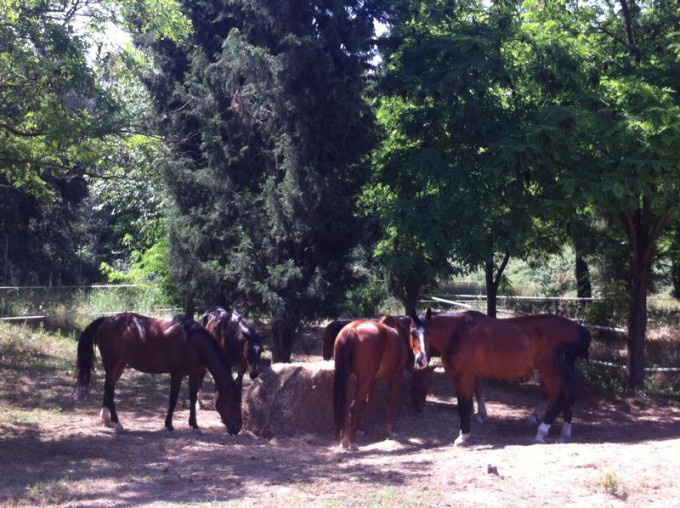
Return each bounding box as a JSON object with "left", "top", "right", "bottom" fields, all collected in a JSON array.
[
  {"left": 323, "top": 316, "right": 488, "bottom": 419},
  {"left": 201, "top": 307, "right": 265, "bottom": 388},
  {"left": 72, "top": 313, "right": 242, "bottom": 434},
  {"left": 409, "top": 308, "right": 590, "bottom": 445},
  {"left": 333, "top": 315, "right": 415, "bottom": 450}
]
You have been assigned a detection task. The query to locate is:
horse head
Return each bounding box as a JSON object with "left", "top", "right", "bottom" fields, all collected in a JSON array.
[
  {"left": 409, "top": 307, "right": 432, "bottom": 370},
  {"left": 231, "top": 309, "right": 264, "bottom": 380},
  {"left": 215, "top": 386, "right": 242, "bottom": 435}
]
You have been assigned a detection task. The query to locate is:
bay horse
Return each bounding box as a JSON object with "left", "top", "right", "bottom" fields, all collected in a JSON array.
[
  {"left": 72, "top": 313, "right": 242, "bottom": 434},
  {"left": 409, "top": 308, "right": 590, "bottom": 445},
  {"left": 201, "top": 307, "right": 265, "bottom": 388},
  {"left": 323, "top": 316, "right": 488, "bottom": 419}
]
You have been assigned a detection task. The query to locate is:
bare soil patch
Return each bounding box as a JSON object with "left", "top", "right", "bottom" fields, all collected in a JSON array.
[{"left": 1, "top": 324, "right": 680, "bottom": 506}]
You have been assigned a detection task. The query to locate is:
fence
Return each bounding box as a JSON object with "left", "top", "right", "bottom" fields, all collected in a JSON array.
[{"left": 0, "top": 284, "right": 181, "bottom": 323}]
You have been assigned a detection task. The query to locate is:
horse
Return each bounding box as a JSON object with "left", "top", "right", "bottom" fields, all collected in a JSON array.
[
  {"left": 409, "top": 308, "right": 590, "bottom": 445},
  {"left": 201, "top": 307, "right": 265, "bottom": 388},
  {"left": 323, "top": 316, "right": 488, "bottom": 419},
  {"left": 72, "top": 312, "right": 242, "bottom": 435},
  {"left": 333, "top": 315, "right": 422, "bottom": 450}
]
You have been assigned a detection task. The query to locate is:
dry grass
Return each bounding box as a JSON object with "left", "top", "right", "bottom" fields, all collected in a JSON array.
[{"left": 1, "top": 321, "right": 680, "bottom": 506}]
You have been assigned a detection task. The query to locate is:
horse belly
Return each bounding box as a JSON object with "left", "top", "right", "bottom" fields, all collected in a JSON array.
[
  {"left": 477, "top": 353, "right": 534, "bottom": 380},
  {"left": 121, "top": 340, "right": 190, "bottom": 374}
]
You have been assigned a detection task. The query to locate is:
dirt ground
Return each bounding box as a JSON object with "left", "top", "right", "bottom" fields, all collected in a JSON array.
[{"left": 2, "top": 324, "right": 680, "bottom": 506}]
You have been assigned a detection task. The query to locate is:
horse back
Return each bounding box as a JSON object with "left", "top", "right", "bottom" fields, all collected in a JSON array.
[
  {"left": 455, "top": 313, "right": 587, "bottom": 379},
  {"left": 96, "top": 312, "right": 201, "bottom": 374},
  {"left": 336, "top": 319, "right": 408, "bottom": 381}
]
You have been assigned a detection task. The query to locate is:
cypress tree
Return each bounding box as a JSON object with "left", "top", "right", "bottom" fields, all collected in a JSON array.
[{"left": 136, "top": 0, "right": 381, "bottom": 361}]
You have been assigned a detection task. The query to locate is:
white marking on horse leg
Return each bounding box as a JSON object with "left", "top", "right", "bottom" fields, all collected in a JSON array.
[
  {"left": 100, "top": 407, "right": 114, "bottom": 428},
  {"left": 454, "top": 431, "right": 471, "bottom": 446},
  {"left": 558, "top": 422, "right": 572, "bottom": 443},
  {"left": 476, "top": 396, "right": 487, "bottom": 423},
  {"left": 534, "top": 422, "right": 551, "bottom": 443}
]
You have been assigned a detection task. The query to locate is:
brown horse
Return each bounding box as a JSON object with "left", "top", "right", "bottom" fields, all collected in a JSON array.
[
  {"left": 409, "top": 308, "right": 590, "bottom": 445},
  {"left": 72, "top": 313, "right": 242, "bottom": 434},
  {"left": 201, "top": 307, "right": 265, "bottom": 388},
  {"left": 323, "top": 316, "right": 488, "bottom": 419},
  {"left": 333, "top": 316, "right": 413, "bottom": 449}
]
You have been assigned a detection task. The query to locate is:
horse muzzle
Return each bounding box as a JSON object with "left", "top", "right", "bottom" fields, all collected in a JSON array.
[
  {"left": 225, "top": 422, "right": 241, "bottom": 435},
  {"left": 414, "top": 353, "right": 429, "bottom": 370}
]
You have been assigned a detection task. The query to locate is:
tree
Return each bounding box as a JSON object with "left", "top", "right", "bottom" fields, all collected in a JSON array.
[
  {"left": 572, "top": 0, "right": 680, "bottom": 389},
  {"left": 0, "top": 0, "right": 188, "bottom": 286},
  {"left": 372, "top": 0, "right": 572, "bottom": 316},
  {"left": 134, "top": 0, "right": 383, "bottom": 361}
]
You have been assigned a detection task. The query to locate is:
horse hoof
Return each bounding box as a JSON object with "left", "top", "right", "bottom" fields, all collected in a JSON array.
[
  {"left": 527, "top": 415, "right": 538, "bottom": 426},
  {"left": 475, "top": 414, "right": 486, "bottom": 424},
  {"left": 454, "top": 433, "right": 471, "bottom": 446},
  {"left": 557, "top": 436, "right": 569, "bottom": 444},
  {"left": 387, "top": 432, "right": 398, "bottom": 440},
  {"left": 192, "top": 427, "right": 202, "bottom": 434},
  {"left": 114, "top": 423, "right": 125, "bottom": 433},
  {"left": 100, "top": 408, "right": 114, "bottom": 428}
]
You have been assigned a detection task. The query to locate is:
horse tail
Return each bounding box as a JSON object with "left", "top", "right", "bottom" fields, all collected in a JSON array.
[
  {"left": 333, "top": 329, "right": 354, "bottom": 440},
  {"left": 72, "top": 317, "right": 106, "bottom": 400},
  {"left": 555, "top": 325, "right": 592, "bottom": 401}
]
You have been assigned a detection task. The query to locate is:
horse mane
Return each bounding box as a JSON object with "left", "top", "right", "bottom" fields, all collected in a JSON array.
[{"left": 172, "top": 315, "right": 233, "bottom": 372}]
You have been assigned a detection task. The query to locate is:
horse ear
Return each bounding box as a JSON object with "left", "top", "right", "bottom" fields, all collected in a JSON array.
[
  {"left": 409, "top": 308, "right": 418, "bottom": 321},
  {"left": 425, "top": 307, "right": 432, "bottom": 320}
]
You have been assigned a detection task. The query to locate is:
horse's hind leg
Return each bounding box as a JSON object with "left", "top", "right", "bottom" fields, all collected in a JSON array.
[
  {"left": 101, "top": 362, "right": 125, "bottom": 433},
  {"left": 165, "top": 373, "right": 182, "bottom": 431},
  {"left": 534, "top": 390, "right": 566, "bottom": 443},
  {"left": 558, "top": 391, "right": 576, "bottom": 443},
  {"left": 474, "top": 379, "right": 487, "bottom": 423},
  {"left": 357, "top": 380, "right": 376, "bottom": 435},
  {"left": 346, "top": 381, "right": 371, "bottom": 450},
  {"left": 453, "top": 377, "right": 475, "bottom": 446}
]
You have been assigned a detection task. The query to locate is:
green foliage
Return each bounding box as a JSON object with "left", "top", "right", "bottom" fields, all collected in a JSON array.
[{"left": 134, "top": 0, "right": 382, "bottom": 360}]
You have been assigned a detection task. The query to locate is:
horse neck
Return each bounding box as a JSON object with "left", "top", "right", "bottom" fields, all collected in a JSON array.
[
  {"left": 430, "top": 315, "right": 466, "bottom": 351},
  {"left": 192, "top": 333, "right": 236, "bottom": 395}
]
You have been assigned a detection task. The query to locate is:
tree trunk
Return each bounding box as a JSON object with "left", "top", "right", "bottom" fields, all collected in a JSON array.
[
  {"left": 485, "top": 261, "right": 497, "bottom": 317},
  {"left": 403, "top": 281, "right": 421, "bottom": 315},
  {"left": 621, "top": 205, "right": 669, "bottom": 390},
  {"left": 575, "top": 251, "right": 592, "bottom": 299},
  {"left": 183, "top": 292, "right": 195, "bottom": 319},
  {"left": 484, "top": 252, "right": 510, "bottom": 318},
  {"left": 270, "top": 320, "right": 298, "bottom": 363},
  {"left": 671, "top": 228, "right": 680, "bottom": 299}
]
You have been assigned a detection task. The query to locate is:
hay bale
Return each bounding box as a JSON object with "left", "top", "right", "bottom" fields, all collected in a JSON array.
[{"left": 242, "top": 361, "right": 417, "bottom": 439}]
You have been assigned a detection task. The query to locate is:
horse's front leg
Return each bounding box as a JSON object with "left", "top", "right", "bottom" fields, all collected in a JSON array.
[
  {"left": 188, "top": 373, "right": 201, "bottom": 430},
  {"left": 165, "top": 373, "right": 182, "bottom": 431},
  {"left": 385, "top": 374, "right": 401, "bottom": 440}
]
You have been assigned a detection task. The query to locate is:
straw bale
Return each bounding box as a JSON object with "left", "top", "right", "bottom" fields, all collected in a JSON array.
[{"left": 242, "top": 361, "right": 418, "bottom": 439}]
